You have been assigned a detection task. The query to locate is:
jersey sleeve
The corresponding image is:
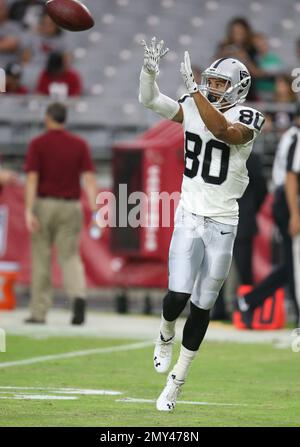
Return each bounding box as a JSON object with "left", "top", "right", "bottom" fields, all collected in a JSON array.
[
  {"left": 287, "top": 133, "right": 300, "bottom": 174},
  {"left": 178, "top": 94, "right": 190, "bottom": 104},
  {"left": 229, "top": 106, "right": 265, "bottom": 141}
]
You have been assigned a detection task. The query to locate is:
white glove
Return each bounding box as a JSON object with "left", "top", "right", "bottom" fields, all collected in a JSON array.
[
  {"left": 141, "top": 36, "right": 169, "bottom": 76},
  {"left": 180, "top": 51, "right": 198, "bottom": 94}
]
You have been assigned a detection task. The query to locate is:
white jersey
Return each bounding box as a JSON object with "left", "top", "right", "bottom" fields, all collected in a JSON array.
[
  {"left": 178, "top": 95, "right": 265, "bottom": 225},
  {"left": 272, "top": 126, "right": 300, "bottom": 187}
]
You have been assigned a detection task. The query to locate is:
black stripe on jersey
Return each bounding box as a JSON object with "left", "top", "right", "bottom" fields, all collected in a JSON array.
[
  {"left": 287, "top": 133, "right": 298, "bottom": 171},
  {"left": 178, "top": 94, "right": 190, "bottom": 104},
  {"left": 212, "top": 57, "right": 229, "bottom": 69}
]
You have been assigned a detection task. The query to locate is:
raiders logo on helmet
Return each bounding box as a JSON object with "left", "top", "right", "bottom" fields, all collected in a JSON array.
[{"left": 239, "top": 70, "right": 250, "bottom": 92}]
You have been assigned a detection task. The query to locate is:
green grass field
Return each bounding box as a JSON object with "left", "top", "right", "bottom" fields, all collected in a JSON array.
[{"left": 0, "top": 335, "right": 299, "bottom": 427}]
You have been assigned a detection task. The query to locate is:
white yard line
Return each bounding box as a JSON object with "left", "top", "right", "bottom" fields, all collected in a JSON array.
[
  {"left": 0, "top": 387, "right": 122, "bottom": 395},
  {"left": 0, "top": 387, "right": 123, "bottom": 401},
  {"left": 0, "top": 341, "right": 153, "bottom": 369},
  {"left": 0, "top": 395, "right": 78, "bottom": 400},
  {"left": 0, "top": 388, "right": 249, "bottom": 406}
]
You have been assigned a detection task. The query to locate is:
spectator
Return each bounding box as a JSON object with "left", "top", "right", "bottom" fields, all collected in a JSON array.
[
  {"left": 253, "top": 32, "right": 283, "bottom": 101},
  {"left": 0, "top": 0, "right": 22, "bottom": 68},
  {"left": 272, "top": 75, "right": 297, "bottom": 131},
  {"left": 36, "top": 51, "right": 82, "bottom": 97},
  {"left": 22, "top": 12, "right": 70, "bottom": 65},
  {"left": 216, "top": 17, "right": 259, "bottom": 100},
  {"left": 5, "top": 61, "right": 28, "bottom": 94},
  {"left": 274, "top": 74, "right": 297, "bottom": 103},
  {"left": 24, "top": 102, "right": 98, "bottom": 325},
  {"left": 9, "top": 0, "right": 44, "bottom": 29}
]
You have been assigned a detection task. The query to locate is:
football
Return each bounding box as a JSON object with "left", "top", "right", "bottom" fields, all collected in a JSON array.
[{"left": 45, "top": 0, "right": 94, "bottom": 32}]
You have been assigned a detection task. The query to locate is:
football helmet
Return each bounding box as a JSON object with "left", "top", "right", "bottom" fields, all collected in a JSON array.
[{"left": 199, "top": 57, "right": 251, "bottom": 110}]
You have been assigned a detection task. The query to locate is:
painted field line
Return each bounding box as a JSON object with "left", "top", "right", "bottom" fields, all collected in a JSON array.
[
  {"left": 0, "top": 395, "right": 77, "bottom": 400},
  {"left": 0, "top": 387, "right": 122, "bottom": 395},
  {"left": 0, "top": 341, "right": 153, "bottom": 369},
  {"left": 117, "top": 397, "right": 248, "bottom": 407}
]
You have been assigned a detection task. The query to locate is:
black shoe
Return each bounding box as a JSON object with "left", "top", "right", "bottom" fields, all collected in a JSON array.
[
  {"left": 24, "top": 317, "right": 46, "bottom": 324},
  {"left": 234, "top": 296, "right": 253, "bottom": 329},
  {"left": 71, "top": 298, "right": 86, "bottom": 325},
  {"left": 240, "top": 308, "right": 253, "bottom": 329}
]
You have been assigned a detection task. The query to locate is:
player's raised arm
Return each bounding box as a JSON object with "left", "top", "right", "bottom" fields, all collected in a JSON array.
[
  {"left": 180, "top": 51, "right": 255, "bottom": 145},
  {"left": 138, "top": 37, "right": 183, "bottom": 123}
]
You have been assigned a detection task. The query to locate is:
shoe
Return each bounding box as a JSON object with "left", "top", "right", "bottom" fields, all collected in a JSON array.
[
  {"left": 24, "top": 317, "right": 46, "bottom": 324},
  {"left": 156, "top": 372, "right": 184, "bottom": 412},
  {"left": 234, "top": 295, "right": 253, "bottom": 329},
  {"left": 71, "top": 298, "right": 86, "bottom": 325},
  {"left": 153, "top": 333, "right": 175, "bottom": 374}
]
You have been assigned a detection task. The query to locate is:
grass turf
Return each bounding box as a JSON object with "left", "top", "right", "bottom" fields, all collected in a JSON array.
[{"left": 0, "top": 335, "right": 299, "bottom": 427}]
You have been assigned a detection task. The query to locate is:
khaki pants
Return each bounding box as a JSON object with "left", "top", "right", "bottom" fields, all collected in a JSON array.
[{"left": 30, "top": 198, "right": 86, "bottom": 320}]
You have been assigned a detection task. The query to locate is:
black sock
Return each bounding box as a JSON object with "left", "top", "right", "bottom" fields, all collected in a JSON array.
[
  {"left": 162, "top": 290, "right": 190, "bottom": 322},
  {"left": 182, "top": 302, "right": 210, "bottom": 351}
]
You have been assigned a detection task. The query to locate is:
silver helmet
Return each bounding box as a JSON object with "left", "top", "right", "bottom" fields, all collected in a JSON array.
[{"left": 199, "top": 58, "right": 251, "bottom": 110}]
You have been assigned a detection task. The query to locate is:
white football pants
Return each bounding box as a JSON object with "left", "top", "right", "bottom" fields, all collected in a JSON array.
[{"left": 168, "top": 204, "right": 237, "bottom": 310}]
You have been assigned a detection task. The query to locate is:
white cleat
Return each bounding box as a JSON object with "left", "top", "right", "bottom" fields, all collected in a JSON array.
[
  {"left": 153, "top": 333, "right": 175, "bottom": 374},
  {"left": 156, "top": 373, "right": 184, "bottom": 412}
]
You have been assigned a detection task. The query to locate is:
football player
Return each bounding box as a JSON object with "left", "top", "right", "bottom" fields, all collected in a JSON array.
[{"left": 138, "top": 37, "right": 265, "bottom": 412}]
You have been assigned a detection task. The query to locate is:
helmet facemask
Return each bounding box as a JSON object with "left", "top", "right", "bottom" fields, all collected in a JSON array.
[{"left": 199, "top": 70, "right": 251, "bottom": 110}]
